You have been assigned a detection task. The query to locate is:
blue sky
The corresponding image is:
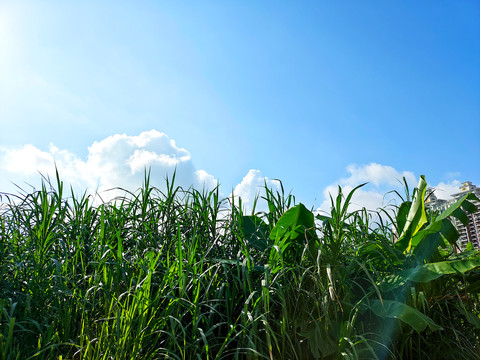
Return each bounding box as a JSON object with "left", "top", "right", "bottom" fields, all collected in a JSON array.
[{"left": 1, "top": 1, "right": 479, "bottom": 212}]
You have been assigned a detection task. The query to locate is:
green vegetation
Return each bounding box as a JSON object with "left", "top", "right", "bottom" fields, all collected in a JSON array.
[{"left": 0, "top": 173, "right": 479, "bottom": 359}]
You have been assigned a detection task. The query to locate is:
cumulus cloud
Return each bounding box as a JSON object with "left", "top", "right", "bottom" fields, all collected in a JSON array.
[
  {"left": 230, "top": 169, "right": 281, "bottom": 213},
  {"left": 0, "top": 137, "right": 467, "bottom": 221},
  {"left": 317, "top": 163, "right": 463, "bottom": 218},
  {"left": 195, "top": 169, "right": 218, "bottom": 191},
  {"left": 428, "top": 180, "right": 462, "bottom": 200},
  {"left": 319, "top": 183, "right": 390, "bottom": 215},
  {"left": 0, "top": 130, "right": 218, "bottom": 201},
  {"left": 0, "top": 129, "right": 280, "bottom": 214},
  {"left": 3, "top": 144, "right": 56, "bottom": 176},
  {"left": 342, "top": 163, "right": 416, "bottom": 187}
]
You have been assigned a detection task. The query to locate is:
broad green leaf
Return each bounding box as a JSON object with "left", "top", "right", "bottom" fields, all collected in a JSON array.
[
  {"left": 268, "top": 204, "right": 316, "bottom": 266},
  {"left": 407, "top": 192, "right": 479, "bottom": 259},
  {"left": 437, "top": 218, "right": 458, "bottom": 245},
  {"left": 269, "top": 203, "right": 314, "bottom": 241},
  {"left": 451, "top": 208, "right": 469, "bottom": 226},
  {"left": 411, "top": 219, "right": 458, "bottom": 261},
  {"left": 380, "top": 258, "right": 480, "bottom": 293},
  {"left": 396, "top": 176, "right": 428, "bottom": 252},
  {"left": 370, "top": 299, "right": 442, "bottom": 332},
  {"left": 461, "top": 197, "right": 478, "bottom": 213},
  {"left": 436, "top": 193, "right": 479, "bottom": 223},
  {"left": 396, "top": 201, "right": 411, "bottom": 237},
  {"left": 299, "top": 319, "right": 338, "bottom": 358},
  {"left": 392, "top": 258, "right": 480, "bottom": 284},
  {"left": 418, "top": 258, "right": 480, "bottom": 278},
  {"left": 241, "top": 215, "right": 269, "bottom": 251}
]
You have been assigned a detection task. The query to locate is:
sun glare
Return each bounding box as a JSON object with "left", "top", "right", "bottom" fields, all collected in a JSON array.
[{"left": 0, "top": 5, "right": 20, "bottom": 68}]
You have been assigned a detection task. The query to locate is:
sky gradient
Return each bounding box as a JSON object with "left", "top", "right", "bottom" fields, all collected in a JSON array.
[{"left": 1, "top": 1, "right": 479, "bottom": 213}]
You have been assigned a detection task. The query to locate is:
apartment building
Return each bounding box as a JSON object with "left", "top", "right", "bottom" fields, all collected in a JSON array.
[{"left": 425, "top": 181, "right": 480, "bottom": 251}]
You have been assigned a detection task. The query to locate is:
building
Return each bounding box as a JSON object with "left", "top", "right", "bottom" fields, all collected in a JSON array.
[{"left": 425, "top": 182, "right": 480, "bottom": 251}]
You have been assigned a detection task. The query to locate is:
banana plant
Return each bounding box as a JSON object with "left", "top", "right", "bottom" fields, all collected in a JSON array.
[
  {"left": 385, "top": 175, "right": 480, "bottom": 292},
  {"left": 368, "top": 176, "right": 480, "bottom": 358},
  {"left": 236, "top": 177, "right": 480, "bottom": 358},
  {"left": 395, "top": 175, "right": 479, "bottom": 262}
]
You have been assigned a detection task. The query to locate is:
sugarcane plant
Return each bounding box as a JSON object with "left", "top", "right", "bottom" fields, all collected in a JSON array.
[{"left": 0, "top": 173, "right": 478, "bottom": 359}]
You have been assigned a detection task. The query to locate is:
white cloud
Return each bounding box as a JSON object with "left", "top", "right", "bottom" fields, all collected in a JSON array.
[
  {"left": 428, "top": 180, "right": 462, "bottom": 200},
  {"left": 1, "top": 140, "right": 467, "bottom": 221},
  {"left": 195, "top": 169, "right": 218, "bottom": 191},
  {"left": 317, "top": 163, "right": 417, "bottom": 214},
  {"left": 231, "top": 169, "right": 281, "bottom": 213},
  {"left": 3, "top": 144, "right": 55, "bottom": 176},
  {"left": 317, "top": 163, "right": 463, "bottom": 218},
  {"left": 0, "top": 130, "right": 280, "bottom": 214},
  {"left": 319, "top": 183, "right": 389, "bottom": 215},
  {"left": 342, "top": 163, "right": 416, "bottom": 188},
  {"left": 0, "top": 130, "right": 217, "bottom": 201}
]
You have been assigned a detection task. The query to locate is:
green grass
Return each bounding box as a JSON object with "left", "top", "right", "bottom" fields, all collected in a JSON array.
[{"left": 0, "top": 173, "right": 479, "bottom": 359}]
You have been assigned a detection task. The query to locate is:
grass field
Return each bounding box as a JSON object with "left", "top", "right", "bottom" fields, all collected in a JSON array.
[{"left": 0, "top": 173, "right": 479, "bottom": 359}]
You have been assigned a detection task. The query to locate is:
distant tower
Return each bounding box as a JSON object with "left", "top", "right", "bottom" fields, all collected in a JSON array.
[
  {"left": 426, "top": 182, "right": 480, "bottom": 251},
  {"left": 451, "top": 182, "right": 480, "bottom": 250},
  {"left": 425, "top": 187, "right": 448, "bottom": 212}
]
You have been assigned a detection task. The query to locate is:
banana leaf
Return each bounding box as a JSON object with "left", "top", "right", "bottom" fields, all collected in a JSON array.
[
  {"left": 269, "top": 203, "right": 315, "bottom": 241},
  {"left": 395, "top": 176, "right": 428, "bottom": 253},
  {"left": 380, "top": 258, "right": 480, "bottom": 291},
  {"left": 370, "top": 299, "right": 442, "bottom": 332},
  {"left": 241, "top": 215, "right": 269, "bottom": 251}
]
